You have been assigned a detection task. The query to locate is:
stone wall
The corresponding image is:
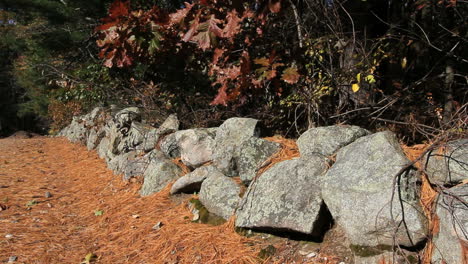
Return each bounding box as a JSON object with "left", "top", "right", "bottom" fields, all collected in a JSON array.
[{"left": 58, "top": 106, "right": 467, "bottom": 264}]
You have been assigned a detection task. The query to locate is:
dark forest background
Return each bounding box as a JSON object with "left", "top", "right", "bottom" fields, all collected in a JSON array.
[{"left": 0, "top": 0, "right": 466, "bottom": 143}]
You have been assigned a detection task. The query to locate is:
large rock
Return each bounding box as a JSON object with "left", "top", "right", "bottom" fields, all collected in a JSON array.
[
  {"left": 142, "top": 128, "right": 160, "bottom": 152},
  {"left": 122, "top": 154, "right": 150, "bottom": 180},
  {"left": 97, "top": 137, "right": 111, "bottom": 161},
  {"left": 86, "top": 127, "right": 105, "bottom": 150},
  {"left": 212, "top": 118, "right": 260, "bottom": 176},
  {"left": 140, "top": 150, "right": 182, "bottom": 196},
  {"left": 424, "top": 139, "right": 468, "bottom": 184},
  {"left": 236, "top": 157, "right": 329, "bottom": 236},
  {"left": 199, "top": 171, "right": 241, "bottom": 220},
  {"left": 297, "top": 125, "right": 369, "bottom": 157},
  {"left": 322, "top": 131, "right": 427, "bottom": 247},
  {"left": 114, "top": 107, "right": 141, "bottom": 129},
  {"left": 117, "top": 122, "right": 154, "bottom": 153},
  {"left": 432, "top": 184, "right": 468, "bottom": 264},
  {"left": 353, "top": 250, "right": 416, "bottom": 264},
  {"left": 237, "top": 138, "right": 281, "bottom": 184},
  {"left": 160, "top": 128, "right": 217, "bottom": 167},
  {"left": 82, "top": 106, "right": 106, "bottom": 127},
  {"left": 107, "top": 151, "right": 138, "bottom": 175},
  {"left": 159, "top": 133, "right": 180, "bottom": 158},
  {"left": 157, "top": 114, "right": 179, "bottom": 134},
  {"left": 171, "top": 165, "right": 218, "bottom": 194},
  {"left": 64, "top": 118, "right": 88, "bottom": 144}
]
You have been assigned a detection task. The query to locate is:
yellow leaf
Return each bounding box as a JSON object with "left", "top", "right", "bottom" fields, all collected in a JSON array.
[
  {"left": 352, "top": 83, "right": 360, "bottom": 93},
  {"left": 401, "top": 57, "right": 407, "bottom": 69},
  {"left": 365, "top": 74, "right": 376, "bottom": 84},
  {"left": 356, "top": 73, "right": 361, "bottom": 83}
]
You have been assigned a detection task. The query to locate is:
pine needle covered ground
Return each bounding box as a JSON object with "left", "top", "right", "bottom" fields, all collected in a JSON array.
[{"left": 0, "top": 137, "right": 342, "bottom": 264}]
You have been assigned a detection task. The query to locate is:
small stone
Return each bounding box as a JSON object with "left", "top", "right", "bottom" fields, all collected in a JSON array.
[
  {"left": 5, "top": 234, "right": 13, "bottom": 239},
  {"left": 131, "top": 214, "right": 140, "bottom": 219},
  {"left": 8, "top": 256, "right": 17, "bottom": 263},
  {"left": 47, "top": 203, "right": 52, "bottom": 208},
  {"left": 44, "top": 192, "right": 52, "bottom": 198},
  {"left": 306, "top": 252, "right": 317, "bottom": 258},
  {"left": 298, "top": 250, "right": 308, "bottom": 256},
  {"left": 152, "top": 221, "right": 163, "bottom": 230}
]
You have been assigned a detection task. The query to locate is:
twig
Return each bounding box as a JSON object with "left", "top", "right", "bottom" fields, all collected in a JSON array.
[{"left": 288, "top": 0, "right": 304, "bottom": 48}]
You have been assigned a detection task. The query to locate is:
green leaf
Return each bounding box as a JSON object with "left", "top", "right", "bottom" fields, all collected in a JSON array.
[
  {"left": 26, "top": 199, "right": 38, "bottom": 207},
  {"left": 365, "top": 74, "right": 376, "bottom": 84},
  {"left": 148, "top": 38, "right": 160, "bottom": 55},
  {"left": 94, "top": 210, "right": 104, "bottom": 216}
]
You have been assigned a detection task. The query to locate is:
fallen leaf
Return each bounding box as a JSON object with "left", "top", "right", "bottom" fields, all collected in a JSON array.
[{"left": 94, "top": 210, "right": 104, "bottom": 216}]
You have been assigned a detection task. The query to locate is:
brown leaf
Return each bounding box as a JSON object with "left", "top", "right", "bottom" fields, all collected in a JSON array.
[
  {"left": 254, "top": 57, "right": 270, "bottom": 67},
  {"left": 182, "top": 11, "right": 201, "bottom": 42},
  {"left": 281, "top": 67, "right": 300, "bottom": 84},
  {"left": 192, "top": 15, "right": 223, "bottom": 50},
  {"left": 223, "top": 10, "right": 242, "bottom": 40},
  {"left": 211, "top": 83, "right": 229, "bottom": 106},
  {"left": 169, "top": 2, "right": 194, "bottom": 25},
  {"left": 212, "top": 48, "right": 225, "bottom": 65}
]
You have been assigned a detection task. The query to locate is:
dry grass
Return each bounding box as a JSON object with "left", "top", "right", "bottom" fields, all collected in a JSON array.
[{"left": 401, "top": 143, "right": 439, "bottom": 264}]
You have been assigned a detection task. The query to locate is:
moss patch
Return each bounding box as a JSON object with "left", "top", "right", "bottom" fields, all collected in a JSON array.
[
  {"left": 257, "top": 245, "right": 276, "bottom": 260},
  {"left": 189, "top": 198, "right": 226, "bottom": 226}
]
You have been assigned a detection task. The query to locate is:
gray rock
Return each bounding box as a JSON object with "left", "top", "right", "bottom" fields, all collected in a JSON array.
[
  {"left": 83, "top": 107, "right": 106, "bottom": 127},
  {"left": 144, "top": 114, "right": 180, "bottom": 154},
  {"left": 297, "top": 125, "right": 369, "bottom": 157},
  {"left": 432, "top": 184, "right": 468, "bottom": 264},
  {"left": 236, "top": 157, "right": 328, "bottom": 236},
  {"left": 354, "top": 251, "right": 410, "bottom": 264},
  {"left": 160, "top": 128, "right": 217, "bottom": 167},
  {"left": 65, "top": 118, "right": 88, "bottom": 144},
  {"left": 96, "top": 137, "right": 112, "bottom": 161},
  {"left": 322, "top": 131, "right": 427, "bottom": 247},
  {"left": 114, "top": 107, "right": 141, "bottom": 128},
  {"left": 86, "top": 127, "right": 105, "bottom": 150},
  {"left": 140, "top": 150, "right": 182, "bottom": 196},
  {"left": 171, "top": 165, "right": 218, "bottom": 194},
  {"left": 158, "top": 114, "right": 179, "bottom": 134},
  {"left": 213, "top": 118, "right": 260, "bottom": 176},
  {"left": 199, "top": 171, "right": 241, "bottom": 220},
  {"left": 108, "top": 151, "right": 138, "bottom": 174},
  {"left": 159, "top": 133, "right": 179, "bottom": 158},
  {"left": 117, "top": 122, "right": 154, "bottom": 153},
  {"left": 142, "top": 128, "right": 160, "bottom": 152},
  {"left": 107, "top": 121, "right": 124, "bottom": 155},
  {"left": 424, "top": 139, "right": 468, "bottom": 184},
  {"left": 237, "top": 137, "right": 280, "bottom": 184},
  {"left": 123, "top": 154, "right": 150, "bottom": 180}
]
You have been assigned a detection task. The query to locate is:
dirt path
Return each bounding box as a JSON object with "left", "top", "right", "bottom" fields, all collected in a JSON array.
[{"left": 0, "top": 137, "right": 346, "bottom": 264}]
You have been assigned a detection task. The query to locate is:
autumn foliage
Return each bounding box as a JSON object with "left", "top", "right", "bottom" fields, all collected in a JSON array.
[
  {"left": 96, "top": 0, "right": 300, "bottom": 106},
  {"left": 93, "top": 0, "right": 467, "bottom": 142}
]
